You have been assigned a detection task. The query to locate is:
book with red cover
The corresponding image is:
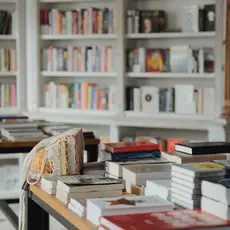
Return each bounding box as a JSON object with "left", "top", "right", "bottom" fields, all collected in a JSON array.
[
  {"left": 103, "top": 141, "right": 159, "bottom": 153},
  {"left": 100, "top": 209, "right": 230, "bottom": 230}
]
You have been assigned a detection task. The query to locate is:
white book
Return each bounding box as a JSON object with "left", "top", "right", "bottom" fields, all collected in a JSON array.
[
  {"left": 201, "top": 179, "right": 230, "bottom": 205},
  {"left": 201, "top": 196, "right": 230, "bottom": 220},
  {"left": 141, "top": 86, "right": 159, "bottom": 114},
  {"left": 171, "top": 197, "right": 195, "bottom": 210},
  {"left": 172, "top": 162, "right": 225, "bottom": 178},
  {"left": 199, "top": 49, "right": 204, "bottom": 73},
  {"left": 175, "top": 84, "right": 195, "bottom": 114},
  {"left": 87, "top": 195, "right": 173, "bottom": 226},
  {"left": 171, "top": 192, "right": 200, "bottom": 206},
  {"left": 133, "top": 88, "right": 141, "bottom": 112},
  {"left": 123, "top": 164, "right": 171, "bottom": 186},
  {"left": 145, "top": 180, "right": 171, "bottom": 200},
  {"left": 171, "top": 187, "right": 201, "bottom": 200},
  {"left": 171, "top": 181, "right": 200, "bottom": 194},
  {"left": 52, "top": 9, "right": 58, "bottom": 35},
  {"left": 52, "top": 48, "right": 58, "bottom": 71},
  {"left": 68, "top": 203, "right": 86, "bottom": 217},
  {"left": 70, "top": 199, "right": 86, "bottom": 213},
  {"left": 182, "top": 5, "right": 199, "bottom": 33},
  {"left": 171, "top": 177, "right": 200, "bottom": 190},
  {"left": 67, "top": 45, "right": 73, "bottom": 72},
  {"left": 139, "top": 48, "right": 146, "bottom": 72}
]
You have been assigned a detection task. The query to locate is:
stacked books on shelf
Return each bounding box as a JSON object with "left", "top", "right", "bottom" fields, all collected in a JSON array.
[
  {"left": 56, "top": 175, "right": 124, "bottom": 204},
  {"left": 0, "top": 126, "right": 49, "bottom": 142},
  {"left": 127, "top": 46, "right": 214, "bottom": 73},
  {"left": 99, "top": 210, "right": 229, "bottom": 230},
  {"left": 41, "top": 46, "right": 116, "bottom": 72},
  {"left": 171, "top": 162, "right": 226, "bottom": 209},
  {"left": 0, "top": 48, "right": 17, "bottom": 72},
  {"left": 87, "top": 195, "right": 174, "bottom": 226},
  {"left": 44, "top": 81, "right": 117, "bottom": 111},
  {"left": 0, "top": 84, "right": 17, "bottom": 108},
  {"left": 126, "top": 85, "right": 215, "bottom": 115},
  {"left": 40, "top": 8, "right": 116, "bottom": 35},
  {"left": 41, "top": 175, "right": 59, "bottom": 195},
  {"left": 0, "top": 11, "right": 15, "bottom": 35},
  {"left": 201, "top": 177, "right": 230, "bottom": 220},
  {"left": 127, "top": 4, "right": 215, "bottom": 34},
  {"left": 144, "top": 180, "right": 171, "bottom": 201}
]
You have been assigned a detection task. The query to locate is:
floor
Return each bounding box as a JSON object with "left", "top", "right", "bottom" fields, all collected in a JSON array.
[{"left": 0, "top": 204, "right": 67, "bottom": 230}]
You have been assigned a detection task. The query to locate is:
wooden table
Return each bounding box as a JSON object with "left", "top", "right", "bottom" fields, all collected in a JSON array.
[{"left": 27, "top": 185, "right": 96, "bottom": 230}]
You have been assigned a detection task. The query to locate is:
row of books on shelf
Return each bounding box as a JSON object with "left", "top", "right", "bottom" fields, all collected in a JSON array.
[
  {"left": 41, "top": 46, "right": 116, "bottom": 73},
  {"left": 44, "top": 81, "right": 116, "bottom": 110},
  {"left": 127, "top": 4, "right": 215, "bottom": 34},
  {"left": 40, "top": 139, "right": 230, "bottom": 229},
  {"left": 40, "top": 8, "right": 116, "bottom": 35},
  {"left": 0, "top": 11, "right": 15, "bottom": 35},
  {"left": 0, "top": 48, "right": 17, "bottom": 73},
  {"left": 127, "top": 46, "right": 214, "bottom": 73},
  {"left": 126, "top": 85, "right": 214, "bottom": 115},
  {"left": 0, "top": 84, "right": 16, "bottom": 108}
]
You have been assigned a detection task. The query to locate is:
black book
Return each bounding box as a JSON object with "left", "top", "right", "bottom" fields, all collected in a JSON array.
[
  {"left": 126, "top": 87, "right": 134, "bottom": 110},
  {"left": 204, "top": 4, "right": 215, "bottom": 31},
  {"left": 175, "top": 141, "right": 230, "bottom": 155},
  {"left": 140, "top": 10, "right": 154, "bottom": 33}
]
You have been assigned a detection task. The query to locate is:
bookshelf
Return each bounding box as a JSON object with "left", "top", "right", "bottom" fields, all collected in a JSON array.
[{"left": 26, "top": 0, "right": 227, "bottom": 142}]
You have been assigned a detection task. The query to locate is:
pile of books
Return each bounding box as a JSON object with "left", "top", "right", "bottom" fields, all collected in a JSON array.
[
  {"left": 171, "top": 162, "right": 225, "bottom": 209},
  {"left": 68, "top": 199, "right": 86, "bottom": 217},
  {"left": 56, "top": 175, "right": 124, "bottom": 204}
]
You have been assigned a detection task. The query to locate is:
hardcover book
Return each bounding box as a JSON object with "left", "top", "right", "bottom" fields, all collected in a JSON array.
[{"left": 100, "top": 210, "right": 230, "bottom": 230}]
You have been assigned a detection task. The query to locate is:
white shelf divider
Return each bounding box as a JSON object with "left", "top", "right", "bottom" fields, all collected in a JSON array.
[
  {"left": 0, "top": 72, "right": 17, "bottom": 77},
  {"left": 42, "top": 71, "right": 117, "bottom": 78},
  {"left": 0, "top": 35, "right": 17, "bottom": 40},
  {"left": 126, "top": 32, "right": 216, "bottom": 39},
  {"left": 127, "top": 72, "right": 215, "bottom": 79},
  {"left": 41, "top": 34, "right": 117, "bottom": 40}
]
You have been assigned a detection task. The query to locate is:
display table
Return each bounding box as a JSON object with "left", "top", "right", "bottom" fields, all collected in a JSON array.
[{"left": 27, "top": 185, "right": 96, "bottom": 230}]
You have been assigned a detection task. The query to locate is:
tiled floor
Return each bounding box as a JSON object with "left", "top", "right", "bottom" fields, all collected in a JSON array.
[{"left": 0, "top": 204, "right": 67, "bottom": 230}]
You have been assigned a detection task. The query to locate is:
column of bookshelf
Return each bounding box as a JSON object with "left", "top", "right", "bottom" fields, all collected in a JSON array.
[{"left": 0, "top": 0, "right": 26, "bottom": 114}]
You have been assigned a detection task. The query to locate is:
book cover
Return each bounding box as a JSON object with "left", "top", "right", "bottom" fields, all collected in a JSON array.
[
  {"left": 103, "top": 141, "right": 159, "bottom": 153},
  {"left": 146, "top": 49, "right": 164, "bottom": 72},
  {"left": 100, "top": 209, "right": 230, "bottom": 230}
]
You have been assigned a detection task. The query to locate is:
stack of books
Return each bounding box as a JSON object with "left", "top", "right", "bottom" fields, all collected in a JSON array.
[
  {"left": 68, "top": 199, "right": 86, "bottom": 217},
  {"left": 87, "top": 195, "right": 174, "bottom": 226},
  {"left": 56, "top": 175, "right": 124, "bottom": 204},
  {"left": 123, "top": 163, "right": 171, "bottom": 194},
  {"left": 171, "top": 162, "right": 225, "bottom": 209},
  {"left": 0, "top": 84, "right": 17, "bottom": 108},
  {"left": 0, "top": 11, "right": 15, "bottom": 35},
  {"left": 100, "top": 141, "right": 161, "bottom": 162},
  {"left": 83, "top": 162, "right": 105, "bottom": 176},
  {"left": 41, "top": 175, "right": 59, "bottom": 195},
  {"left": 201, "top": 177, "right": 230, "bottom": 220},
  {"left": 144, "top": 179, "right": 171, "bottom": 201}
]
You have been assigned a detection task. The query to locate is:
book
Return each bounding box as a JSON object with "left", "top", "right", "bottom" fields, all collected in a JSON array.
[
  {"left": 204, "top": 4, "right": 215, "bottom": 31},
  {"left": 103, "top": 141, "right": 159, "bottom": 153},
  {"left": 175, "top": 141, "right": 230, "bottom": 155},
  {"left": 201, "top": 196, "right": 230, "bottom": 220},
  {"left": 87, "top": 195, "right": 173, "bottom": 225},
  {"left": 57, "top": 175, "right": 124, "bottom": 193},
  {"left": 201, "top": 178, "right": 230, "bottom": 205},
  {"left": 161, "top": 151, "right": 227, "bottom": 164},
  {"left": 100, "top": 209, "right": 230, "bottom": 230},
  {"left": 68, "top": 203, "right": 86, "bottom": 217},
  {"left": 172, "top": 162, "right": 226, "bottom": 178},
  {"left": 145, "top": 180, "right": 171, "bottom": 201},
  {"left": 123, "top": 163, "right": 171, "bottom": 186}
]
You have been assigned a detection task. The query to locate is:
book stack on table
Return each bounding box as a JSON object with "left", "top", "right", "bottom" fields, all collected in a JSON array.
[{"left": 56, "top": 175, "right": 124, "bottom": 204}]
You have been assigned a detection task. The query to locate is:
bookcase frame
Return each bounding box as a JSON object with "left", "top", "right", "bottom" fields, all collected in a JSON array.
[
  {"left": 26, "top": 0, "right": 227, "bottom": 142},
  {"left": 0, "top": 0, "right": 26, "bottom": 114}
]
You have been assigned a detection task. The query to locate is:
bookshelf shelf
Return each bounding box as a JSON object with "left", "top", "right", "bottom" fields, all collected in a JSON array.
[
  {"left": 127, "top": 73, "right": 215, "bottom": 79},
  {"left": 126, "top": 32, "right": 216, "bottom": 39},
  {"left": 0, "top": 108, "right": 20, "bottom": 115},
  {"left": 0, "top": 0, "right": 17, "bottom": 3},
  {"left": 0, "top": 72, "right": 17, "bottom": 77},
  {"left": 42, "top": 71, "right": 117, "bottom": 78},
  {"left": 0, "top": 35, "right": 17, "bottom": 40},
  {"left": 41, "top": 34, "right": 117, "bottom": 40}
]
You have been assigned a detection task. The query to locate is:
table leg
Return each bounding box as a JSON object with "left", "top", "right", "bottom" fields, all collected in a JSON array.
[{"left": 27, "top": 194, "right": 49, "bottom": 230}]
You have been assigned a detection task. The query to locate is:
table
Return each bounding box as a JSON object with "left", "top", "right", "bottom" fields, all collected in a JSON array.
[{"left": 27, "top": 185, "right": 96, "bottom": 230}]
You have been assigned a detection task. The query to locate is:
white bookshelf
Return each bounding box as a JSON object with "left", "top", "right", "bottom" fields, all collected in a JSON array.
[
  {"left": 0, "top": 0, "right": 26, "bottom": 114},
  {"left": 26, "top": 0, "right": 227, "bottom": 142}
]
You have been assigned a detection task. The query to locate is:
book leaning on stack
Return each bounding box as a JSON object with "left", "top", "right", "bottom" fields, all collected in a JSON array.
[{"left": 56, "top": 175, "right": 124, "bottom": 204}]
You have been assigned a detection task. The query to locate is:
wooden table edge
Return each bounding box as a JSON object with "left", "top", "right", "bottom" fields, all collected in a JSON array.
[{"left": 30, "top": 185, "right": 96, "bottom": 230}]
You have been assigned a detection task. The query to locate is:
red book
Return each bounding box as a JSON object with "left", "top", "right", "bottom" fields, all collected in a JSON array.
[
  {"left": 100, "top": 210, "right": 230, "bottom": 230},
  {"left": 103, "top": 141, "right": 159, "bottom": 153}
]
